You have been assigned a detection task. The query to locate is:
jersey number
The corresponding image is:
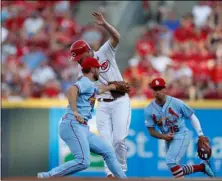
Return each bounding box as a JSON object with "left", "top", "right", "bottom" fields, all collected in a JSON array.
[{"left": 170, "top": 125, "right": 180, "bottom": 133}]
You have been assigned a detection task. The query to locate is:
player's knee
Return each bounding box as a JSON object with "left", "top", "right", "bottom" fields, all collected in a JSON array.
[
  {"left": 79, "top": 159, "right": 90, "bottom": 169},
  {"left": 82, "top": 160, "right": 90, "bottom": 169},
  {"left": 102, "top": 147, "right": 116, "bottom": 160},
  {"left": 113, "top": 137, "right": 125, "bottom": 147},
  {"left": 75, "top": 156, "right": 90, "bottom": 169}
]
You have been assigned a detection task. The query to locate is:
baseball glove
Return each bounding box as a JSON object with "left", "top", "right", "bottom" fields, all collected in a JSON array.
[
  {"left": 197, "top": 136, "right": 212, "bottom": 160},
  {"left": 108, "top": 81, "right": 130, "bottom": 99}
]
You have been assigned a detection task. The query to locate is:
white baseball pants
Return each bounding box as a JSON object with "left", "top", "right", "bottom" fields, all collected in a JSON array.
[{"left": 96, "top": 96, "right": 131, "bottom": 176}]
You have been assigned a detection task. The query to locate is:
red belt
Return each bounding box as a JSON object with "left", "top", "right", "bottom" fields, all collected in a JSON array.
[{"left": 98, "top": 98, "right": 116, "bottom": 102}]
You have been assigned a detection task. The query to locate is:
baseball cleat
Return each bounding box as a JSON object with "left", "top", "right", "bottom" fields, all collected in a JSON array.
[
  {"left": 37, "top": 172, "right": 44, "bottom": 178},
  {"left": 107, "top": 174, "right": 115, "bottom": 179},
  {"left": 203, "top": 161, "right": 216, "bottom": 177},
  {"left": 37, "top": 172, "right": 50, "bottom": 178}
]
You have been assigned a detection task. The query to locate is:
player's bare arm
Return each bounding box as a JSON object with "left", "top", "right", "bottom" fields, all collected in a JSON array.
[
  {"left": 147, "top": 127, "right": 174, "bottom": 141},
  {"left": 67, "top": 86, "right": 85, "bottom": 123},
  {"left": 92, "top": 11, "right": 120, "bottom": 48},
  {"left": 98, "top": 84, "right": 116, "bottom": 95}
]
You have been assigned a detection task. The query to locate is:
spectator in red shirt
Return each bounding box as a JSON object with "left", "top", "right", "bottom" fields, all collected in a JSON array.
[
  {"left": 173, "top": 14, "right": 195, "bottom": 43},
  {"left": 211, "top": 44, "right": 222, "bottom": 84},
  {"left": 42, "top": 78, "right": 61, "bottom": 98},
  {"left": 192, "top": 27, "right": 209, "bottom": 44}
]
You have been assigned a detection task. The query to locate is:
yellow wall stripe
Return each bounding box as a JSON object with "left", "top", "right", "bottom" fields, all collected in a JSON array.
[{"left": 2, "top": 99, "right": 222, "bottom": 109}]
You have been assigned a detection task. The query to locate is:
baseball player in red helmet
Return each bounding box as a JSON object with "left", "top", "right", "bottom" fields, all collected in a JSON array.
[{"left": 70, "top": 12, "right": 131, "bottom": 178}]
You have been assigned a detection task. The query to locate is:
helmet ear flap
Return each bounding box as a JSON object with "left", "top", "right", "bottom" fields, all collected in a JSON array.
[{"left": 71, "top": 52, "right": 76, "bottom": 57}]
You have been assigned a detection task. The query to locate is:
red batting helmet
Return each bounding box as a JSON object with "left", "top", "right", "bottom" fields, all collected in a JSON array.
[{"left": 70, "top": 40, "right": 91, "bottom": 62}]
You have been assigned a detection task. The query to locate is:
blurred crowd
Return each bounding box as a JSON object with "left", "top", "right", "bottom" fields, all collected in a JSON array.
[
  {"left": 1, "top": 0, "right": 107, "bottom": 100},
  {"left": 1, "top": 1, "right": 222, "bottom": 101},
  {"left": 124, "top": 1, "right": 222, "bottom": 100}
]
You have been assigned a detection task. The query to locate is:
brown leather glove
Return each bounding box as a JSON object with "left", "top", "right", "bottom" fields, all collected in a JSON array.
[
  {"left": 108, "top": 81, "right": 130, "bottom": 99},
  {"left": 197, "top": 136, "right": 212, "bottom": 160}
]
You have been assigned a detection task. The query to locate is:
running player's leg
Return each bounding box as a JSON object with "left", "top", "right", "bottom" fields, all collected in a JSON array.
[
  {"left": 88, "top": 132, "right": 127, "bottom": 178},
  {"left": 40, "top": 119, "right": 90, "bottom": 177},
  {"left": 181, "top": 161, "right": 215, "bottom": 177},
  {"left": 112, "top": 98, "right": 131, "bottom": 172},
  {"left": 166, "top": 132, "right": 215, "bottom": 178},
  {"left": 96, "top": 102, "right": 113, "bottom": 176},
  {"left": 166, "top": 132, "right": 191, "bottom": 178}
]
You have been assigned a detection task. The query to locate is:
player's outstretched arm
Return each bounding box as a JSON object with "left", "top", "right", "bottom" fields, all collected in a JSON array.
[
  {"left": 92, "top": 11, "right": 120, "bottom": 48},
  {"left": 147, "top": 127, "right": 174, "bottom": 141},
  {"left": 98, "top": 84, "right": 116, "bottom": 95},
  {"left": 97, "top": 81, "right": 130, "bottom": 95},
  {"left": 189, "top": 113, "right": 204, "bottom": 137},
  {"left": 190, "top": 114, "right": 212, "bottom": 160},
  {"left": 179, "top": 100, "right": 204, "bottom": 137},
  {"left": 67, "top": 86, "right": 85, "bottom": 123}
]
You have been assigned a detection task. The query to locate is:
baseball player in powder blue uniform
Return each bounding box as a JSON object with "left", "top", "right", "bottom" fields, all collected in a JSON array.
[
  {"left": 37, "top": 57, "right": 126, "bottom": 178},
  {"left": 144, "top": 78, "right": 215, "bottom": 179}
]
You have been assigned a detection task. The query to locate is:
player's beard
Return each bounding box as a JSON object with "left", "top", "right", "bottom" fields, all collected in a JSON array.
[{"left": 93, "top": 72, "right": 99, "bottom": 81}]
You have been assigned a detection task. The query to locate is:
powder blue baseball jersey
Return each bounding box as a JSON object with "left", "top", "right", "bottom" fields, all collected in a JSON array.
[
  {"left": 67, "top": 76, "right": 98, "bottom": 121},
  {"left": 39, "top": 75, "right": 127, "bottom": 178},
  {"left": 144, "top": 96, "right": 194, "bottom": 138}
]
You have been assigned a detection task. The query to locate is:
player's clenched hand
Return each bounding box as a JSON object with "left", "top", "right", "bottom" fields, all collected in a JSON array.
[
  {"left": 156, "top": 117, "right": 164, "bottom": 126},
  {"left": 109, "top": 81, "right": 130, "bottom": 93},
  {"left": 92, "top": 11, "right": 107, "bottom": 26},
  {"left": 73, "top": 112, "right": 85, "bottom": 123},
  {"left": 107, "top": 83, "right": 117, "bottom": 90},
  {"left": 163, "top": 133, "right": 174, "bottom": 141}
]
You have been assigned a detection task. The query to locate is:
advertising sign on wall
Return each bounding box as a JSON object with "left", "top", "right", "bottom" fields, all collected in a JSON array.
[{"left": 49, "top": 108, "right": 222, "bottom": 178}]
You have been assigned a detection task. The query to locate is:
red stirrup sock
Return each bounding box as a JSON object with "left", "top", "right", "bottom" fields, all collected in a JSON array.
[
  {"left": 182, "top": 164, "right": 205, "bottom": 175},
  {"left": 170, "top": 165, "right": 184, "bottom": 179}
]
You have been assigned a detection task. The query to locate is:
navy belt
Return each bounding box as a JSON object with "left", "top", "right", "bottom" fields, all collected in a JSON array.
[{"left": 98, "top": 98, "right": 116, "bottom": 102}]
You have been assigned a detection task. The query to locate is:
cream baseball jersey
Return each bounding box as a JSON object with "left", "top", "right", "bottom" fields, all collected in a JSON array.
[{"left": 94, "top": 40, "right": 123, "bottom": 99}]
